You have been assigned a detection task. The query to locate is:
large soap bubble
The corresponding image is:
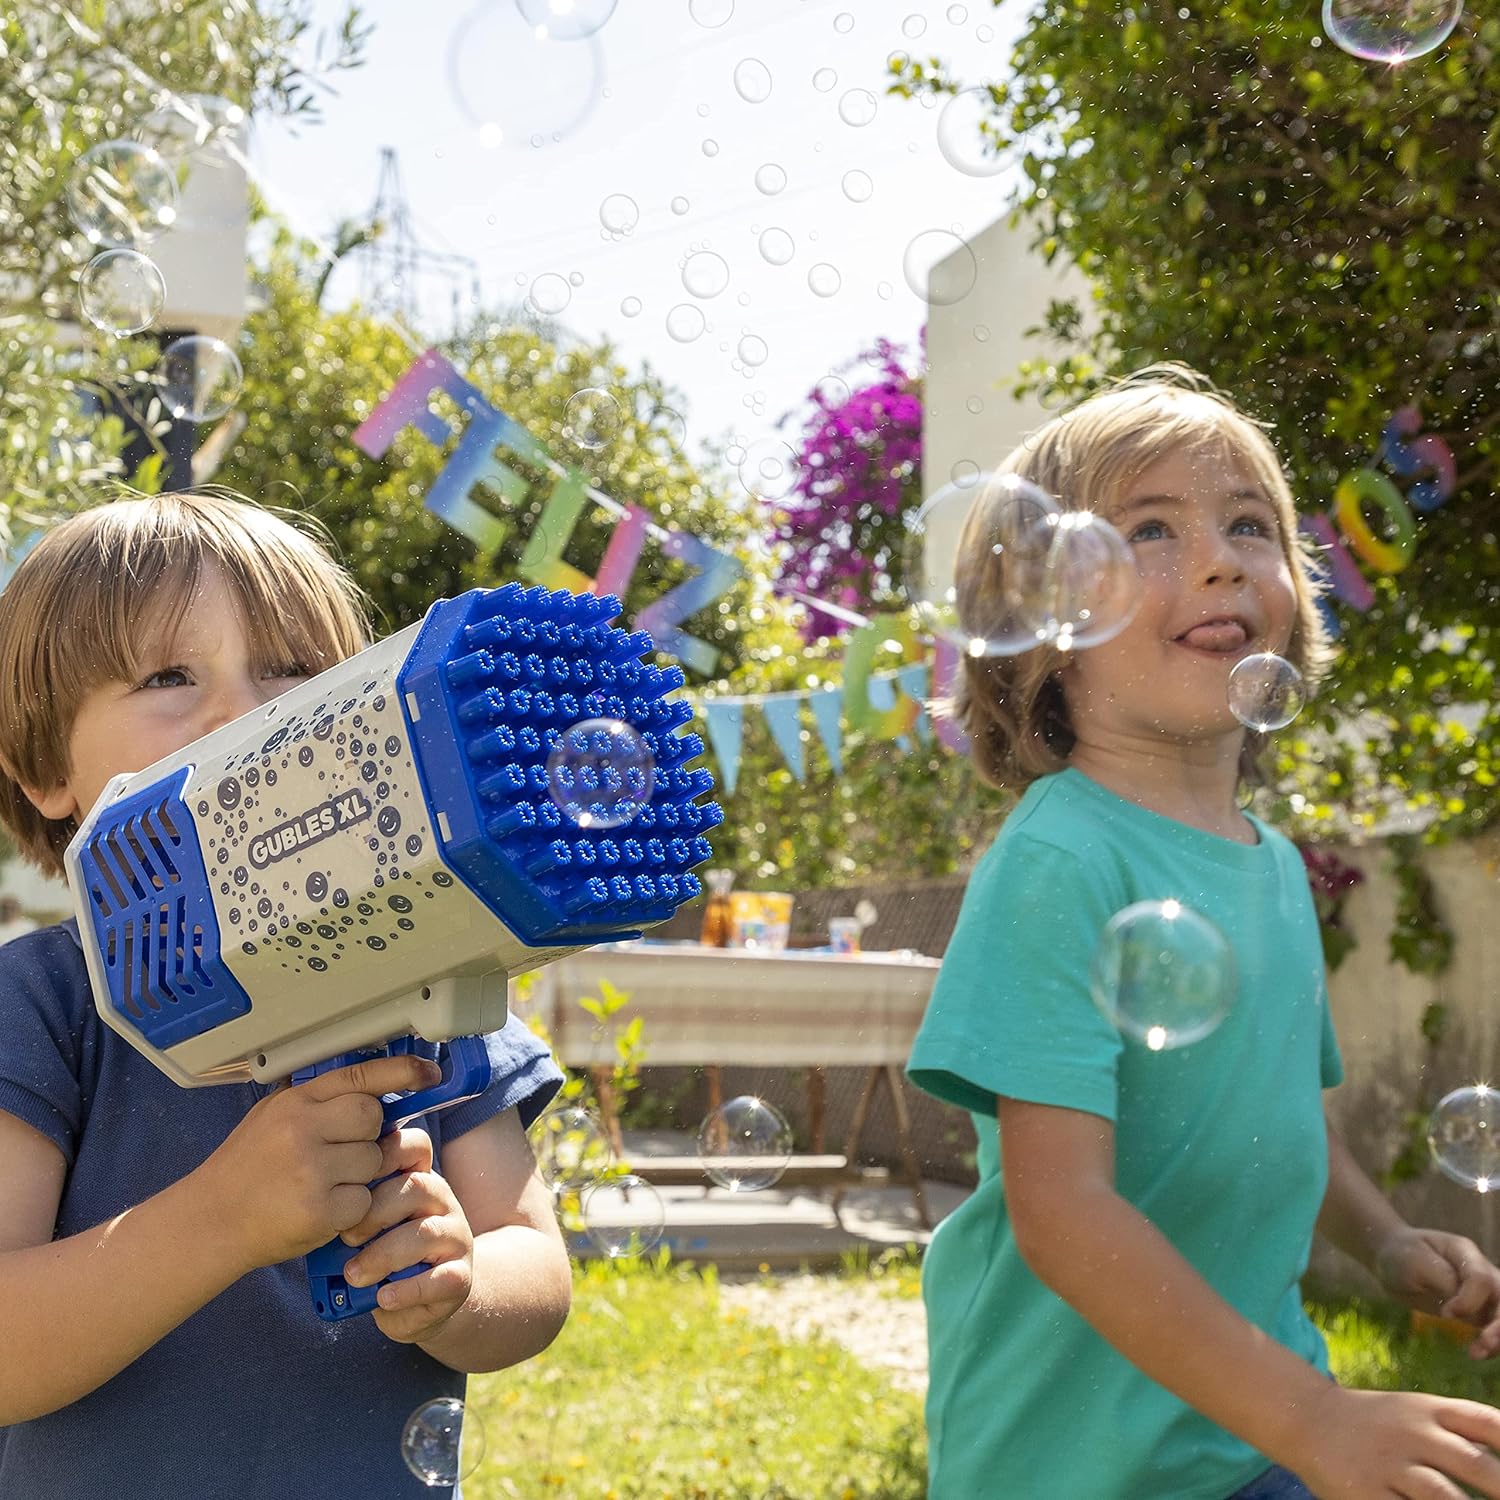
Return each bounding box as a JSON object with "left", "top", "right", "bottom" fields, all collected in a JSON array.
[
  {"left": 401, "top": 1397, "right": 485, "bottom": 1487},
  {"left": 697, "top": 1096, "right": 794, "bottom": 1191},
  {"left": 1429, "top": 1085, "right": 1500, "bottom": 1191},
  {"left": 65, "top": 141, "right": 179, "bottom": 248},
  {"left": 79, "top": 249, "right": 165, "bottom": 335},
  {"left": 1322, "top": 0, "right": 1462, "bottom": 61}
]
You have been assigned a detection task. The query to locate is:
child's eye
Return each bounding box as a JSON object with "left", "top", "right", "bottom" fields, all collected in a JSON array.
[
  {"left": 1127, "top": 518, "right": 1169, "bottom": 543},
  {"left": 1230, "top": 514, "right": 1275, "bottom": 538},
  {"left": 138, "top": 666, "right": 192, "bottom": 690}
]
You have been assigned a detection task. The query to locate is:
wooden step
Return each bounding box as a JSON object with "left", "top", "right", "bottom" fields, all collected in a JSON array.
[{"left": 625, "top": 1154, "right": 892, "bottom": 1188}]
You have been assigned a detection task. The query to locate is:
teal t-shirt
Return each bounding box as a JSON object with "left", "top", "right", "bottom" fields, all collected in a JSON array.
[{"left": 908, "top": 768, "right": 1343, "bottom": 1500}]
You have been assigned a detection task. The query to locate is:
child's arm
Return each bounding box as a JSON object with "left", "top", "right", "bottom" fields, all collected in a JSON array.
[
  {"left": 1319, "top": 1113, "right": 1500, "bottom": 1360},
  {"left": 0, "top": 1053, "right": 441, "bottom": 1426},
  {"left": 331, "top": 1111, "right": 572, "bottom": 1372},
  {"left": 1000, "top": 1096, "right": 1500, "bottom": 1498}
]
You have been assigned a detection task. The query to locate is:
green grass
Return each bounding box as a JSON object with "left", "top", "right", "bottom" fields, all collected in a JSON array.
[
  {"left": 462, "top": 1253, "right": 926, "bottom": 1500},
  {"left": 1313, "top": 1297, "right": 1500, "bottom": 1400}
]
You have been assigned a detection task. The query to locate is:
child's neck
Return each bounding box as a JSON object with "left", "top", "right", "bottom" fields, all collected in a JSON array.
[{"left": 1066, "top": 740, "right": 1256, "bottom": 845}]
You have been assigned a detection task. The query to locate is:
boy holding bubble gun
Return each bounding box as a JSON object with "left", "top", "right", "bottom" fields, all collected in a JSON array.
[
  {"left": 0, "top": 494, "right": 574, "bottom": 1496},
  {"left": 908, "top": 368, "right": 1500, "bottom": 1500}
]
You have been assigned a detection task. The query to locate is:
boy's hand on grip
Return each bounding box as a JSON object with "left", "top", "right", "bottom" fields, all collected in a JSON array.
[
  {"left": 194, "top": 1055, "right": 443, "bottom": 1275},
  {"left": 337, "top": 1125, "right": 477, "bottom": 1346},
  {"left": 1290, "top": 1383, "right": 1500, "bottom": 1499}
]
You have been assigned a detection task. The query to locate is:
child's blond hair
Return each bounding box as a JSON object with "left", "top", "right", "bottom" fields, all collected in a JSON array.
[
  {"left": 947, "top": 364, "right": 1335, "bottom": 792},
  {"left": 0, "top": 491, "right": 371, "bottom": 876}
]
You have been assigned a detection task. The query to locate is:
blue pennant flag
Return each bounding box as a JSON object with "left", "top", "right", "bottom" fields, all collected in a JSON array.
[
  {"left": 809, "top": 687, "right": 844, "bottom": 777},
  {"left": 702, "top": 701, "right": 744, "bottom": 795},
  {"left": 760, "top": 695, "right": 806, "bottom": 781},
  {"left": 896, "top": 662, "right": 933, "bottom": 743}
]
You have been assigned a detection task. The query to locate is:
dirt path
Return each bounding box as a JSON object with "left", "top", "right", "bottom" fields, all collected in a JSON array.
[{"left": 718, "top": 1274, "right": 928, "bottom": 1393}]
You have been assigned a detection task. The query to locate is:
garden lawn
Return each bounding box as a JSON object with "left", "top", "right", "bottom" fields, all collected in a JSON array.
[{"left": 463, "top": 1254, "right": 926, "bottom": 1500}]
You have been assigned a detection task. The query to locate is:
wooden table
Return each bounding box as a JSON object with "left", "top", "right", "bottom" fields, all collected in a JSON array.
[{"left": 518, "top": 942, "right": 942, "bottom": 1225}]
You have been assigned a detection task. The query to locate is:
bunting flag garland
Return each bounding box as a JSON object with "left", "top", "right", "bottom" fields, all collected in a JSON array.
[
  {"left": 700, "top": 699, "right": 745, "bottom": 796},
  {"left": 866, "top": 675, "right": 913, "bottom": 755},
  {"left": 896, "top": 662, "right": 934, "bottom": 743},
  {"left": 759, "top": 694, "right": 806, "bottom": 781},
  {"left": 808, "top": 686, "right": 845, "bottom": 777}
]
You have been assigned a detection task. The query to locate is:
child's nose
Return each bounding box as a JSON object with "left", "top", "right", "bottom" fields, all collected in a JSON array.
[
  {"left": 1196, "top": 531, "right": 1245, "bottom": 584},
  {"left": 202, "top": 679, "right": 265, "bottom": 734}
]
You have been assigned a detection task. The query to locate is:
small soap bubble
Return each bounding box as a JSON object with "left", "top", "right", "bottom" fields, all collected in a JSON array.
[
  {"left": 702, "top": 137, "right": 720, "bottom": 156},
  {"left": 517, "top": 0, "right": 618, "bottom": 38},
  {"left": 815, "top": 373, "right": 851, "bottom": 407},
  {"left": 754, "top": 162, "right": 787, "bottom": 195},
  {"left": 546, "top": 717, "right": 655, "bottom": 829},
  {"left": 599, "top": 192, "right": 639, "bottom": 235},
  {"left": 738, "top": 436, "right": 799, "bottom": 501},
  {"left": 951, "top": 458, "right": 981, "bottom": 487},
  {"left": 1090, "top": 899, "right": 1236, "bottom": 1051},
  {"left": 65, "top": 141, "right": 179, "bottom": 248},
  {"left": 833, "top": 11, "right": 855, "bottom": 31},
  {"left": 79, "top": 249, "right": 165, "bottom": 335},
  {"left": 812, "top": 66, "right": 838, "bottom": 92},
  {"left": 1429, "top": 1085, "right": 1500, "bottom": 1192},
  {"left": 837, "top": 88, "right": 878, "bottom": 127},
  {"left": 666, "top": 302, "right": 707, "bottom": 342},
  {"left": 1033, "top": 510, "right": 1143, "bottom": 651},
  {"left": 841, "top": 169, "right": 874, "bottom": 203},
  {"left": 682, "top": 249, "right": 731, "bottom": 298},
  {"left": 733, "top": 57, "right": 773, "bottom": 102},
  {"left": 689, "top": 0, "right": 734, "bottom": 25},
  {"left": 1227, "top": 653, "right": 1306, "bottom": 731},
  {"left": 401, "top": 1397, "right": 485, "bottom": 1487},
  {"left": 528, "top": 271, "right": 572, "bottom": 315},
  {"left": 157, "top": 336, "right": 243, "bottom": 422},
  {"left": 903, "top": 472, "right": 1059, "bottom": 657},
  {"left": 904, "top": 228, "right": 977, "bottom": 305},
  {"left": 876, "top": 280, "right": 893, "bottom": 299},
  {"left": 562, "top": 388, "right": 621, "bottom": 452},
  {"left": 937, "top": 87, "right": 1010, "bottom": 177},
  {"left": 653, "top": 405, "right": 688, "bottom": 446},
  {"left": 620, "top": 295, "right": 642, "bottom": 317},
  {"left": 902, "top": 13, "right": 928, "bottom": 36},
  {"left": 807, "top": 262, "right": 841, "bottom": 297},
  {"left": 1321, "top": 0, "right": 1462, "bottom": 61},
  {"left": 529, "top": 1105, "right": 613, "bottom": 1189},
  {"left": 737, "top": 333, "right": 768, "bottom": 367},
  {"left": 947, "top": 2, "right": 969, "bottom": 20},
  {"left": 569, "top": 270, "right": 585, "bottom": 286},
  {"left": 670, "top": 194, "right": 691, "bottom": 215},
  {"left": 758, "top": 227, "right": 795, "bottom": 266},
  {"left": 698, "top": 1096, "right": 795, "bottom": 1191},
  {"left": 583, "top": 1174, "right": 666, "bottom": 1258}
]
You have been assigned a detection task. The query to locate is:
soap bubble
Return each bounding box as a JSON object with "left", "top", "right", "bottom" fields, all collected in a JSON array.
[
  {"left": 903, "top": 472, "right": 1060, "bottom": 657},
  {"left": 546, "top": 717, "right": 655, "bottom": 829},
  {"left": 78, "top": 249, "right": 165, "bottom": 335},
  {"left": 689, "top": 0, "right": 734, "bottom": 25},
  {"left": 449, "top": 2, "right": 601, "bottom": 145},
  {"left": 401, "top": 1397, "right": 484, "bottom": 1487},
  {"left": 758, "top": 227, "right": 795, "bottom": 266},
  {"left": 599, "top": 193, "right": 639, "bottom": 235},
  {"left": 562, "top": 388, "right": 621, "bottom": 452},
  {"left": 65, "top": 141, "right": 179, "bottom": 248},
  {"left": 138, "top": 92, "right": 246, "bottom": 158},
  {"left": 157, "top": 336, "right": 243, "bottom": 422},
  {"left": 841, "top": 169, "right": 874, "bottom": 203},
  {"left": 737, "top": 334, "right": 768, "bottom": 367},
  {"left": 670, "top": 195, "right": 691, "bottom": 215},
  {"left": 733, "top": 57, "right": 773, "bottom": 102},
  {"left": 528, "top": 271, "right": 572, "bottom": 315},
  {"left": 902, "top": 13, "right": 928, "bottom": 37},
  {"left": 1429, "top": 1085, "right": 1500, "bottom": 1191},
  {"left": 529, "top": 1105, "right": 613, "bottom": 1190},
  {"left": 903, "top": 228, "right": 977, "bottom": 305},
  {"left": 1321, "top": 0, "right": 1462, "bottom": 61},
  {"left": 517, "top": 0, "right": 619, "bottom": 40},
  {"left": 1227, "top": 653, "right": 1306, "bottom": 731},
  {"left": 698, "top": 1096, "right": 795, "bottom": 1191},
  {"left": 682, "top": 250, "right": 731, "bottom": 298},
  {"left": 807, "top": 263, "right": 841, "bottom": 297},
  {"left": 738, "top": 437, "right": 799, "bottom": 501},
  {"left": 652, "top": 405, "right": 688, "bottom": 447},
  {"left": 1090, "top": 899, "right": 1237, "bottom": 1051},
  {"left": 937, "top": 86, "right": 1009, "bottom": 177},
  {"left": 620, "top": 295, "right": 642, "bottom": 316},
  {"left": 1031, "top": 510, "right": 1143, "bottom": 651},
  {"left": 837, "top": 88, "right": 878, "bottom": 127},
  {"left": 754, "top": 162, "right": 786, "bottom": 195},
  {"left": 812, "top": 67, "right": 838, "bottom": 92},
  {"left": 666, "top": 302, "right": 706, "bottom": 342},
  {"left": 583, "top": 1174, "right": 666, "bottom": 1258}
]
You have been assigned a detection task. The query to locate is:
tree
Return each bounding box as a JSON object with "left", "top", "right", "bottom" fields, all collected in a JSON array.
[
  {"left": 892, "top": 2, "right": 1499, "bottom": 840},
  {"left": 0, "top": 0, "right": 365, "bottom": 526}
]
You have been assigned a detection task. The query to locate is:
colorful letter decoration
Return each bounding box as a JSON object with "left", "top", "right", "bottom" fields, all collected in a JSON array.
[
  {"left": 841, "top": 614, "right": 923, "bottom": 741},
  {"left": 633, "top": 529, "right": 743, "bottom": 677}
]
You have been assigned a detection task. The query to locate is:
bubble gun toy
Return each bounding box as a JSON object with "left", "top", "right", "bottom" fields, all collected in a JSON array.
[{"left": 63, "top": 583, "right": 718, "bottom": 1319}]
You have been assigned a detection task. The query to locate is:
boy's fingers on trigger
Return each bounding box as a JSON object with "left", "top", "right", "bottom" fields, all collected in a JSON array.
[
  {"left": 379, "top": 1127, "right": 434, "bottom": 1176},
  {"left": 303, "top": 1055, "right": 442, "bottom": 1101}
]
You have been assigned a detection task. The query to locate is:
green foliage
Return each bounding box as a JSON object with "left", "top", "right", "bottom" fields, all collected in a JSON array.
[
  {"left": 0, "top": 1, "right": 364, "bottom": 516},
  {"left": 890, "top": 1, "right": 1500, "bottom": 840},
  {"left": 1312, "top": 1296, "right": 1500, "bottom": 1401},
  {"left": 465, "top": 1256, "right": 926, "bottom": 1499},
  {"left": 1386, "top": 835, "right": 1457, "bottom": 975}
]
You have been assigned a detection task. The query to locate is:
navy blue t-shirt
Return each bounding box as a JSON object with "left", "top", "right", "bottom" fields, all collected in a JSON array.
[{"left": 0, "top": 921, "right": 563, "bottom": 1498}]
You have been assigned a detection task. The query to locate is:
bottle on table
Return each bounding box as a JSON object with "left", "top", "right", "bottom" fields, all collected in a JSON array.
[{"left": 700, "top": 868, "right": 735, "bottom": 947}]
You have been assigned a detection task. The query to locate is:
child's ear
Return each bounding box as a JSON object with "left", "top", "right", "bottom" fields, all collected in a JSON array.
[{"left": 16, "top": 774, "right": 78, "bottom": 823}]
